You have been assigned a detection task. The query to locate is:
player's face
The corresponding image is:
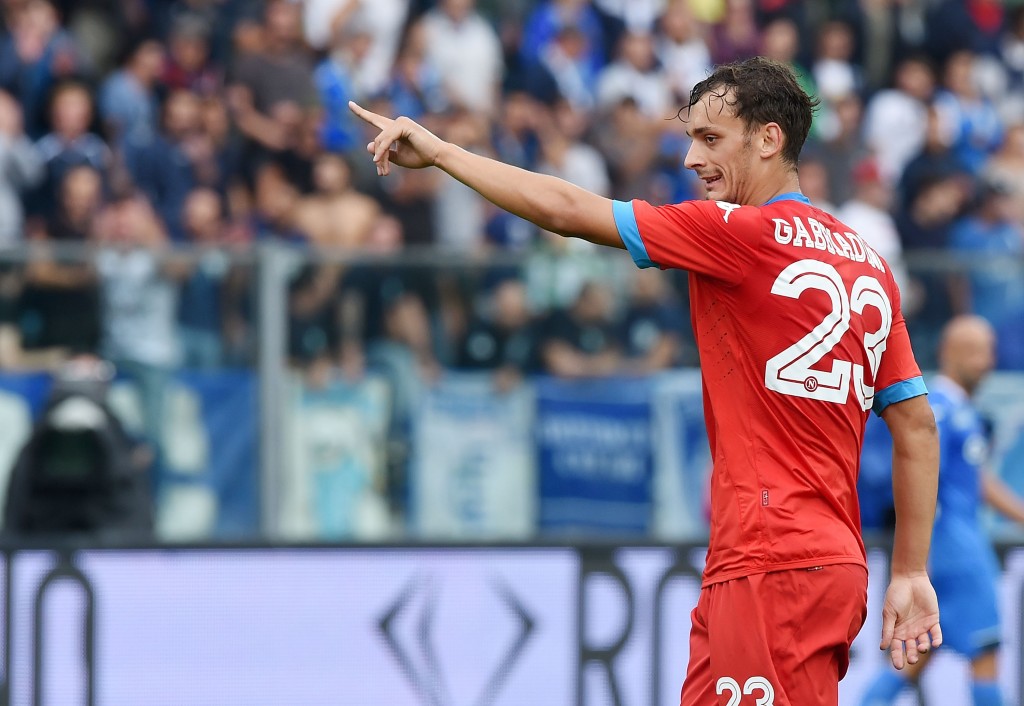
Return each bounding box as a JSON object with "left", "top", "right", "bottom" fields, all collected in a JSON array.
[{"left": 683, "top": 93, "right": 758, "bottom": 205}]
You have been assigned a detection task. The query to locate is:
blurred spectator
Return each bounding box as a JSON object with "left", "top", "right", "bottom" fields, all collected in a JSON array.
[
  {"left": 593, "top": 97, "right": 660, "bottom": 201},
  {"left": 492, "top": 90, "right": 543, "bottom": 169},
  {"left": 520, "top": 0, "right": 607, "bottom": 78},
  {"left": 433, "top": 111, "right": 491, "bottom": 251},
  {"left": 294, "top": 152, "right": 381, "bottom": 250},
  {"left": 98, "top": 39, "right": 164, "bottom": 144},
  {"left": 162, "top": 14, "right": 222, "bottom": 97},
  {"left": 456, "top": 276, "right": 538, "bottom": 389},
  {"left": 806, "top": 93, "right": 867, "bottom": 207},
  {"left": 798, "top": 156, "right": 835, "bottom": 213},
  {"left": 761, "top": 17, "right": 818, "bottom": 131},
  {"left": 933, "top": 49, "right": 1003, "bottom": 174},
  {"left": 0, "top": 264, "right": 22, "bottom": 369},
  {"left": 532, "top": 24, "right": 599, "bottom": 112},
  {"left": 421, "top": 0, "right": 504, "bottom": 114},
  {"left": 539, "top": 280, "right": 621, "bottom": 378},
  {"left": 837, "top": 158, "right": 914, "bottom": 312},
  {"left": 899, "top": 104, "right": 971, "bottom": 212},
  {"left": 249, "top": 163, "right": 307, "bottom": 244},
  {"left": 0, "top": 90, "right": 43, "bottom": 245},
  {"left": 0, "top": 0, "right": 89, "bottom": 138},
  {"left": 895, "top": 174, "right": 968, "bottom": 367},
  {"left": 303, "top": 0, "right": 410, "bottom": 96},
  {"left": 708, "top": 0, "right": 761, "bottom": 65},
  {"left": 948, "top": 180, "right": 1024, "bottom": 369},
  {"left": 595, "top": 0, "right": 666, "bottom": 34},
  {"left": 811, "top": 20, "right": 863, "bottom": 104},
  {"left": 656, "top": 0, "right": 712, "bottom": 102},
  {"left": 313, "top": 16, "right": 372, "bottom": 154},
  {"left": 94, "top": 191, "right": 187, "bottom": 450},
  {"left": 619, "top": 268, "right": 689, "bottom": 372},
  {"left": 538, "top": 103, "right": 611, "bottom": 196},
  {"left": 385, "top": 18, "right": 449, "bottom": 119},
  {"left": 19, "top": 164, "right": 103, "bottom": 362},
  {"left": 596, "top": 30, "right": 672, "bottom": 118},
  {"left": 924, "top": 0, "right": 1005, "bottom": 62},
  {"left": 178, "top": 188, "right": 230, "bottom": 369},
  {"left": 983, "top": 122, "right": 1024, "bottom": 224},
  {"left": 32, "top": 81, "right": 110, "bottom": 215},
  {"left": 231, "top": 0, "right": 315, "bottom": 115},
  {"left": 123, "top": 89, "right": 204, "bottom": 240},
  {"left": 862, "top": 55, "right": 936, "bottom": 185}
]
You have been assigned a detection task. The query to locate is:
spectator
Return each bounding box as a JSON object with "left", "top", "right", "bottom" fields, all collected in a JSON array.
[
  {"left": 384, "top": 18, "right": 449, "bottom": 120},
  {"left": 248, "top": 163, "right": 306, "bottom": 244},
  {"left": 708, "top": 0, "right": 760, "bottom": 65},
  {"left": 596, "top": 30, "right": 672, "bottom": 118},
  {"left": 421, "top": 0, "right": 504, "bottom": 115},
  {"left": 178, "top": 188, "right": 230, "bottom": 369},
  {"left": 806, "top": 93, "right": 868, "bottom": 207},
  {"left": 0, "top": 90, "right": 44, "bottom": 245},
  {"left": 983, "top": 121, "right": 1024, "bottom": 224},
  {"left": 432, "top": 111, "right": 492, "bottom": 251},
  {"left": 619, "top": 267, "right": 689, "bottom": 372},
  {"left": 862, "top": 55, "right": 936, "bottom": 185},
  {"left": 593, "top": 97, "right": 660, "bottom": 201},
  {"left": 811, "top": 20, "right": 863, "bottom": 104},
  {"left": 19, "top": 164, "right": 103, "bottom": 362},
  {"left": 32, "top": 81, "right": 110, "bottom": 215},
  {"left": 797, "top": 156, "right": 835, "bottom": 213},
  {"left": 520, "top": 0, "right": 607, "bottom": 78},
  {"left": 948, "top": 180, "right": 1024, "bottom": 369},
  {"left": 230, "top": 0, "right": 315, "bottom": 116},
  {"left": 303, "top": 0, "right": 410, "bottom": 96},
  {"left": 98, "top": 39, "right": 165, "bottom": 144},
  {"left": 656, "top": 0, "right": 712, "bottom": 102},
  {"left": 94, "top": 191, "right": 187, "bottom": 452},
  {"left": 313, "top": 17, "right": 372, "bottom": 154},
  {"left": 162, "top": 14, "right": 222, "bottom": 97},
  {"left": 123, "top": 89, "right": 204, "bottom": 240},
  {"left": 293, "top": 152, "right": 381, "bottom": 250},
  {"left": 0, "top": 0, "right": 89, "bottom": 138},
  {"left": 456, "top": 276, "right": 538, "bottom": 389},
  {"left": 838, "top": 158, "right": 914, "bottom": 312},
  {"left": 899, "top": 104, "right": 972, "bottom": 212},
  {"left": 534, "top": 24, "right": 599, "bottom": 112},
  {"left": 538, "top": 280, "right": 622, "bottom": 379},
  {"left": 538, "top": 103, "right": 611, "bottom": 197},
  {"left": 933, "top": 49, "right": 1003, "bottom": 174}
]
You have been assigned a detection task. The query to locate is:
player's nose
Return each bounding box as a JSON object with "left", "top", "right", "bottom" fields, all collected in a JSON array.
[{"left": 683, "top": 141, "right": 704, "bottom": 170}]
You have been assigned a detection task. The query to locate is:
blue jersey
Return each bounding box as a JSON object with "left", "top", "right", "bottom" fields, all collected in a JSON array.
[
  {"left": 928, "top": 376, "right": 1001, "bottom": 657},
  {"left": 929, "top": 376, "right": 997, "bottom": 574}
]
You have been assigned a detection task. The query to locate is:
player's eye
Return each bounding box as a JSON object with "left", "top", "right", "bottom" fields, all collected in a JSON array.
[{"left": 705, "top": 135, "right": 717, "bottom": 144}]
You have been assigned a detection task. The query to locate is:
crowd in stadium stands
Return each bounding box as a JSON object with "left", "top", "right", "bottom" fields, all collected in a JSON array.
[{"left": 0, "top": 0, "right": 1022, "bottom": 394}]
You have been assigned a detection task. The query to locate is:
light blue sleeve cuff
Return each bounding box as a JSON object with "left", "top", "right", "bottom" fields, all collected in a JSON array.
[
  {"left": 873, "top": 375, "right": 928, "bottom": 416},
  {"left": 613, "top": 199, "right": 658, "bottom": 269}
]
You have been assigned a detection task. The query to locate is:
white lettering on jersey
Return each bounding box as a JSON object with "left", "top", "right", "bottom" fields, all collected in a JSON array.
[
  {"left": 769, "top": 217, "right": 886, "bottom": 273},
  {"left": 716, "top": 201, "right": 741, "bottom": 223}
]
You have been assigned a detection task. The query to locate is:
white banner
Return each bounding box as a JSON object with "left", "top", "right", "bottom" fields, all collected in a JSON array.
[{"left": 411, "top": 374, "right": 535, "bottom": 538}]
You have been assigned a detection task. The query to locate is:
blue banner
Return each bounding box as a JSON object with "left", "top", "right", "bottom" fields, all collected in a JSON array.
[{"left": 535, "top": 376, "right": 654, "bottom": 535}]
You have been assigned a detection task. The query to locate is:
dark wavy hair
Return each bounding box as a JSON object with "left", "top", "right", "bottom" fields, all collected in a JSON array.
[{"left": 682, "top": 57, "right": 818, "bottom": 167}]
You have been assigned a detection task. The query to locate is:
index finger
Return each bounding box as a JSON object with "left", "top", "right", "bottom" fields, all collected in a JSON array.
[{"left": 348, "top": 101, "right": 391, "bottom": 130}]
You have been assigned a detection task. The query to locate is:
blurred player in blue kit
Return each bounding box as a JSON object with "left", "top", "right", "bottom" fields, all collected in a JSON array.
[{"left": 860, "top": 315, "right": 1024, "bottom": 706}]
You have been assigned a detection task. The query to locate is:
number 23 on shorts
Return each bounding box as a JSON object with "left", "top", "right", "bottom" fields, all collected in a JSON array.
[{"left": 717, "top": 676, "right": 775, "bottom": 706}]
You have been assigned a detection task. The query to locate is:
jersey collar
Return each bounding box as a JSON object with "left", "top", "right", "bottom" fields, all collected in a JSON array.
[{"left": 762, "top": 192, "right": 811, "bottom": 206}]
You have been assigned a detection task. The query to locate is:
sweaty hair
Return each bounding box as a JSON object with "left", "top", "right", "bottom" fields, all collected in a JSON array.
[{"left": 683, "top": 57, "right": 818, "bottom": 167}]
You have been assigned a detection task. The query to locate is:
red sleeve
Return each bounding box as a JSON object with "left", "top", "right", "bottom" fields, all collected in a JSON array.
[
  {"left": 874, "top": 282, "right": 922, "bottom": 392},
  {"left": 623, "top": 199, "right": 763, "bottom": 285}
]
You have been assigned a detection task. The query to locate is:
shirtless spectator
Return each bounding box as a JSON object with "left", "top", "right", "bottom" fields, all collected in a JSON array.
[{"left": 293, "top": 153, "right": 380, "bottom": 250}]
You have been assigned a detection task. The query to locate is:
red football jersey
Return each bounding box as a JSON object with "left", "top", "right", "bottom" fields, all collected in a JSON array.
[{"left": 613, "top": 193, "right": 925, "bottom": 586}]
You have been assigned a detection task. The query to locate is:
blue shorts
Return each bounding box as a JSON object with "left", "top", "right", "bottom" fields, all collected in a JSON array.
[{"left": 932, "top": 565, "right": 1001, "bottom": 659}]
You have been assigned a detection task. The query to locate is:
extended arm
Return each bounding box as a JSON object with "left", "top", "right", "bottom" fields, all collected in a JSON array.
[
  {"left": 982, "top": 471, "right": 1024, "bottom": 525},
  {"left": 349, "top": 102, "right": 623, "bottom": 249},
  {"left": 878, "top": 394, "right": 942, "bottom": 669}
]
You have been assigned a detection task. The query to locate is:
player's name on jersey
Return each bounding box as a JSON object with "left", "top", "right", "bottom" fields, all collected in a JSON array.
[{"left": 771, "top": 216, "right": 886, "bottom": 273}]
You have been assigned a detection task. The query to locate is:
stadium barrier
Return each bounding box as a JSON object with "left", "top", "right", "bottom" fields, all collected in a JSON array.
[{"left": 0, "top": 541, "right": 1021, "bottom": 705}]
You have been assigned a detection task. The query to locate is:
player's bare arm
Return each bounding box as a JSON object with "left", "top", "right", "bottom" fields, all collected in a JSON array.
[
  {"left": 982, "top": 472, "right": 1024, "bottom": 525},
  {"left": 349, "top": 101, "right": 623, "bottom": 249},
  {"left": 879, "top": 394, "right": 943, "bottom": 669}
]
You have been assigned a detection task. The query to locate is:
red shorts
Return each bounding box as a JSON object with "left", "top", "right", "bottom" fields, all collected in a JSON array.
[{"left": 679, "top": 563, "right": 868, "bottom": 706}]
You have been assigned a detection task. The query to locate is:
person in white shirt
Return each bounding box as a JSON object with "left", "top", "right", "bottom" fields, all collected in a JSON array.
[
  {"left": 863, "top": 55, "right": 936, "bottom": 184},
  {"left": 421, "top": 0, "right": 504, "bottom": 115}
]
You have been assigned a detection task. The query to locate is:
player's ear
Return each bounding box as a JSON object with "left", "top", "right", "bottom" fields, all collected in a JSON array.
[{"left": 760, "top": 122, "right": 785, "bottom": 161}]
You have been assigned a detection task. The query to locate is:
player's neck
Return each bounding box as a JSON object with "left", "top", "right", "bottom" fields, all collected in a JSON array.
[{"left": 754, "top": 171, "right": 802, "bottom": 207}]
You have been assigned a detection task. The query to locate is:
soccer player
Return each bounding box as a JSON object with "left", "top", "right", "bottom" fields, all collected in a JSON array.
[
  {"left": 860, "top": 315, "right": 1024, "bottom": 706},
  {"left": 350, "top": 57, "right": 942, "bottom": 706}
]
